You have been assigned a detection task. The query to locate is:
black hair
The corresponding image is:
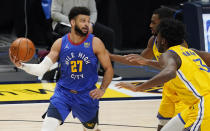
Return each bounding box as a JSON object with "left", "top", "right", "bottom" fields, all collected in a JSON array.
[
  {"left": 156, "top": 18, "right": 186, "bottom": 47},
  {"left": 68, "top": 6, "right": 90, "bottom": 21},
  {"left": 153, "top": 7, "right": 174, "bottom": 20}
]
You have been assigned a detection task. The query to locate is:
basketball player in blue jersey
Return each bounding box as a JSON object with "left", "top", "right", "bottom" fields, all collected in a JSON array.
[
  {"left": 9, "top": 7, "right": 113, "bottom": 131},
  {"left": 109, "top": 7, "right": 188, "bottom": 130},
  {"left": 116, "top": 19, "right": 210, "bottom": 131}
]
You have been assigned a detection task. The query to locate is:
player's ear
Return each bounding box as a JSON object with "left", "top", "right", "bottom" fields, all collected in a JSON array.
[{"left": 70, "top": 19, "right": 75, "bottom": 26}]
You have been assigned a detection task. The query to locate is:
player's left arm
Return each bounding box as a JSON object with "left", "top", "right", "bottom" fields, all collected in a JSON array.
[
  {"left": 89, "top": 37, "right": 114, "bottom": 99},
  {"left": 116, "top": 51, "right": 180, "bottom": 92}
]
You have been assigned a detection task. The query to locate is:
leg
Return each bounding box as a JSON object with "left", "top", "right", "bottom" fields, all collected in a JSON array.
[
  {"left": 157, "top": 84, "right": 188, "bottom": 130},
  {"left": 72, "top": 91, "right": 100, "bottom": 131},
  {"left": 160, "top": 115, "right": 185, "bottom": 131},
  {"left": 42, "top": 86, "right": 73, "bottom": 130},
  {"left": 41, "top": 115, "right": 61, "bottom": 131},
  {"left": 81, "top": 111, "right": 100, "bottom": 131},
  {"left": 41, "top": 103, "right": 65, "bottom": 131},
  {"left": 157, "top": 119, "right": 170, "bottom": 131},
  {"left": 157, "top": 87, "right": 175, "bottom": 130}
]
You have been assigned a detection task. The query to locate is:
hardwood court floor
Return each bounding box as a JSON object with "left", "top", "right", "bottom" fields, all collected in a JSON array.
[{"left": 0, "top": 100, "right": 160, "bottom": 131}]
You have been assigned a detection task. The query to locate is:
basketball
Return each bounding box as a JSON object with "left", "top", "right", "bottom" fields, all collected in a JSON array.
[{"left": 10, "top": 37, "right": 35, "bottom": 62}]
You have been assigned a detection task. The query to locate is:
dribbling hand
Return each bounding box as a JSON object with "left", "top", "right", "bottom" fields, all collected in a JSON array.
[{"left": 9, "top": 49, "right": 22, "bottom": 67}]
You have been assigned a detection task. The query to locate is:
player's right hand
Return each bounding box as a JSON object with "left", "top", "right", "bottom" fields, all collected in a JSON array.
[
  {"left": 9, "top": 49, "right": 22, "bottom": 67},
  {"left": 89, "top": 88, "right": 105, "bottom": 99}
]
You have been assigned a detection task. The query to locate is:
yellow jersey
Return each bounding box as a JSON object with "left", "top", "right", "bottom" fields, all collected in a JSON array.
[
  {"left": 168, "top": 45, "right": 210, "bottom": 105},
  {"left": 153, "top": 37, "right": 188, "bottom": 61},
  {"left": 152, "top": 37, "right": 161, "bottom": 61},
  {"left": 153, "top": 37, "right": 188, "bottom": 119}
]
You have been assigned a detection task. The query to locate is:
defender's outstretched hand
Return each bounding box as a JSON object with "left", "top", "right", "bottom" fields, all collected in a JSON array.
[
  {"left": 115, "top": 82, "right": 139, "bottom": 92},
  {"left": 124, "top": 54, "right": 148, "bottom": 65}
]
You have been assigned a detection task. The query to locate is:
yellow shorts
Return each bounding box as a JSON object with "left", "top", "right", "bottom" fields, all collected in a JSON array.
[
  {"left": 158, "top": 84, "right": 188, "bottom": 119},
  {"left": 179, "top": 94, "right": 210, "bottom": 131}
]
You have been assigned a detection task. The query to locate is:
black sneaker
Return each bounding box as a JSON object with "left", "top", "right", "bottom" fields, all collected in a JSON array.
[
  {"left": 98, "top": 70, "right": 122, "bottom": 80},
  {"left": 112, "top": 74, "right": 123, "bottom": 80}
]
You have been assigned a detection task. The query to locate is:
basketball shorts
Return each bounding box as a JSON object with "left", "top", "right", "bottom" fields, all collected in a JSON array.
[
  {"left": 45, "top": 84, "right": 99, "bottom": 124},
  {"left": 158, "top": 85, "right": 188, "bottom": 120},
  {"left": 179, "top": 94, "right": 210, "bottom": 131}
]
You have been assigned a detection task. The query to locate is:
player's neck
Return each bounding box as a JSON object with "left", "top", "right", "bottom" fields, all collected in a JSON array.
[{"left": 69, "top": 31, "right": 87, "bottom": 44}]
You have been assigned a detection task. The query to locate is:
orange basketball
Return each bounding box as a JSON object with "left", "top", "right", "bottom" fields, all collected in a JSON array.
[{"left": 10, "top": 37, "right": 35, "bottom": 62}]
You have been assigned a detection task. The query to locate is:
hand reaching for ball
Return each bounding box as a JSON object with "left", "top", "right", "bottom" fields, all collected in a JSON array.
[
  {"left": 9, "top": 37, "right": 35, "bottom": 67},
  {"left": 9, "top": 49, "right": 22, "bottom": 67}
]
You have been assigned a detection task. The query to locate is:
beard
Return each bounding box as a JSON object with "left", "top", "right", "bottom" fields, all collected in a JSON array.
[{"left": 75, "top": 25, "right": 88, "bottom": 36}]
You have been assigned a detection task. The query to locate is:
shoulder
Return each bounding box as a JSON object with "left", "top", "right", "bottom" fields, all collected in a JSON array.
[
  {"left": 190, "top": 48, "right": 198, "bottom": 53},
  {"left": 92, "top": 37, "right": 105, "bottom": 54},
  {"left": 51, "top": 38, "right": 62, "bottom": 52},
  {"left": 149, "top": 35, "right": 156, "bottom": 42},
  {"left": 161, "top": 50, "right": 181, "bottom": 69},
  {"left": 148, "top": 35, "right": 156, "bottom": 48},
  {"left": 92, "top": 37, "right": 104, "bottom": 47}
]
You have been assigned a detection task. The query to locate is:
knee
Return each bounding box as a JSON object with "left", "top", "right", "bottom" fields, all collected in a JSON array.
[{"left": 41, "top": 117, "right": 61, "bottom": 131}]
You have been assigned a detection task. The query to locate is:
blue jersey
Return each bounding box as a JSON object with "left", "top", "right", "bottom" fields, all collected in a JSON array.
[{"left": 57, "top": 33, "right": 98, "bottom": 91}]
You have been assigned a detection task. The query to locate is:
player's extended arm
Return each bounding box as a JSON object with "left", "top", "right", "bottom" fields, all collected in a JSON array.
[
  {"left": 191, "top": 48, "right": 210, "bottom": 67},
  {"left": 124, "top": 54, "right": 161, "bottom": 69},
  {"left": 116, "top": 51, "right": 180, "bottom": 92},
  {"left": 124, "top": 36, "right": 162, "bottom": 69},
  {"left": 109, "top": 36, "right": 155, "bottom": 66},
  {"left": 13, "top": 38, "right": 61, "bottom": 77},
  {"left": 135, "top": 51, "right": 180, "bottom": 91},
  {"left": 140, "top": 36, "right": 155, "bottom": 59},
  {"left": 109, "top": 53, "right": 141, "bottom": 66}
]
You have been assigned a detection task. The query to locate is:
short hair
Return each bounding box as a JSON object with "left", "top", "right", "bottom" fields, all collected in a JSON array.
[
  {"left": 156, "top": 19, "right": 186, "bottom": 47},
  {"left": 153, "top": 7, "right": 174, "bottom": 20},
  {"left": 68, "top": 6, "right": 90, "bottom": 21}
]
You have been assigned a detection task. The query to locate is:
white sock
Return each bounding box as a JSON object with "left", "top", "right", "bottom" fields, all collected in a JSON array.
[
  {"left": 41, "top": 116, "right": 61, "bottom": 131},
  {"left": 161, "top": 115, "right": 185, "bottom": 131}
]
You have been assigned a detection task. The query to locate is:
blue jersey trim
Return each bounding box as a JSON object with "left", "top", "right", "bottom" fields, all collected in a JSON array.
[
  {"left": 157, "top": 113, "right": 172, "bottom": 120},
  {"left": 178, "top": 113, "right": 186, "bottom": 124},
  {"left": 167, "top": 50, "right": 176, "bottom": 53}
]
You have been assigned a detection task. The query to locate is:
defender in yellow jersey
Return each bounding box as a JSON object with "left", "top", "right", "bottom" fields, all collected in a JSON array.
[
  {"left": 109, "top": 8, "right": 187, "bottom": 130},
  {"left": 116, "top": 19, "right": 210, "bottom": 131},
  {"left": 153, "top": 37, "right": 188, "bottom": 123}
]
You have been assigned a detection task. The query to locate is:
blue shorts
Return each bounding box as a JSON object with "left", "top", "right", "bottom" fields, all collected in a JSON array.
[{"left": 46, "top": 84, "right": 99, "bottom": 123}]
